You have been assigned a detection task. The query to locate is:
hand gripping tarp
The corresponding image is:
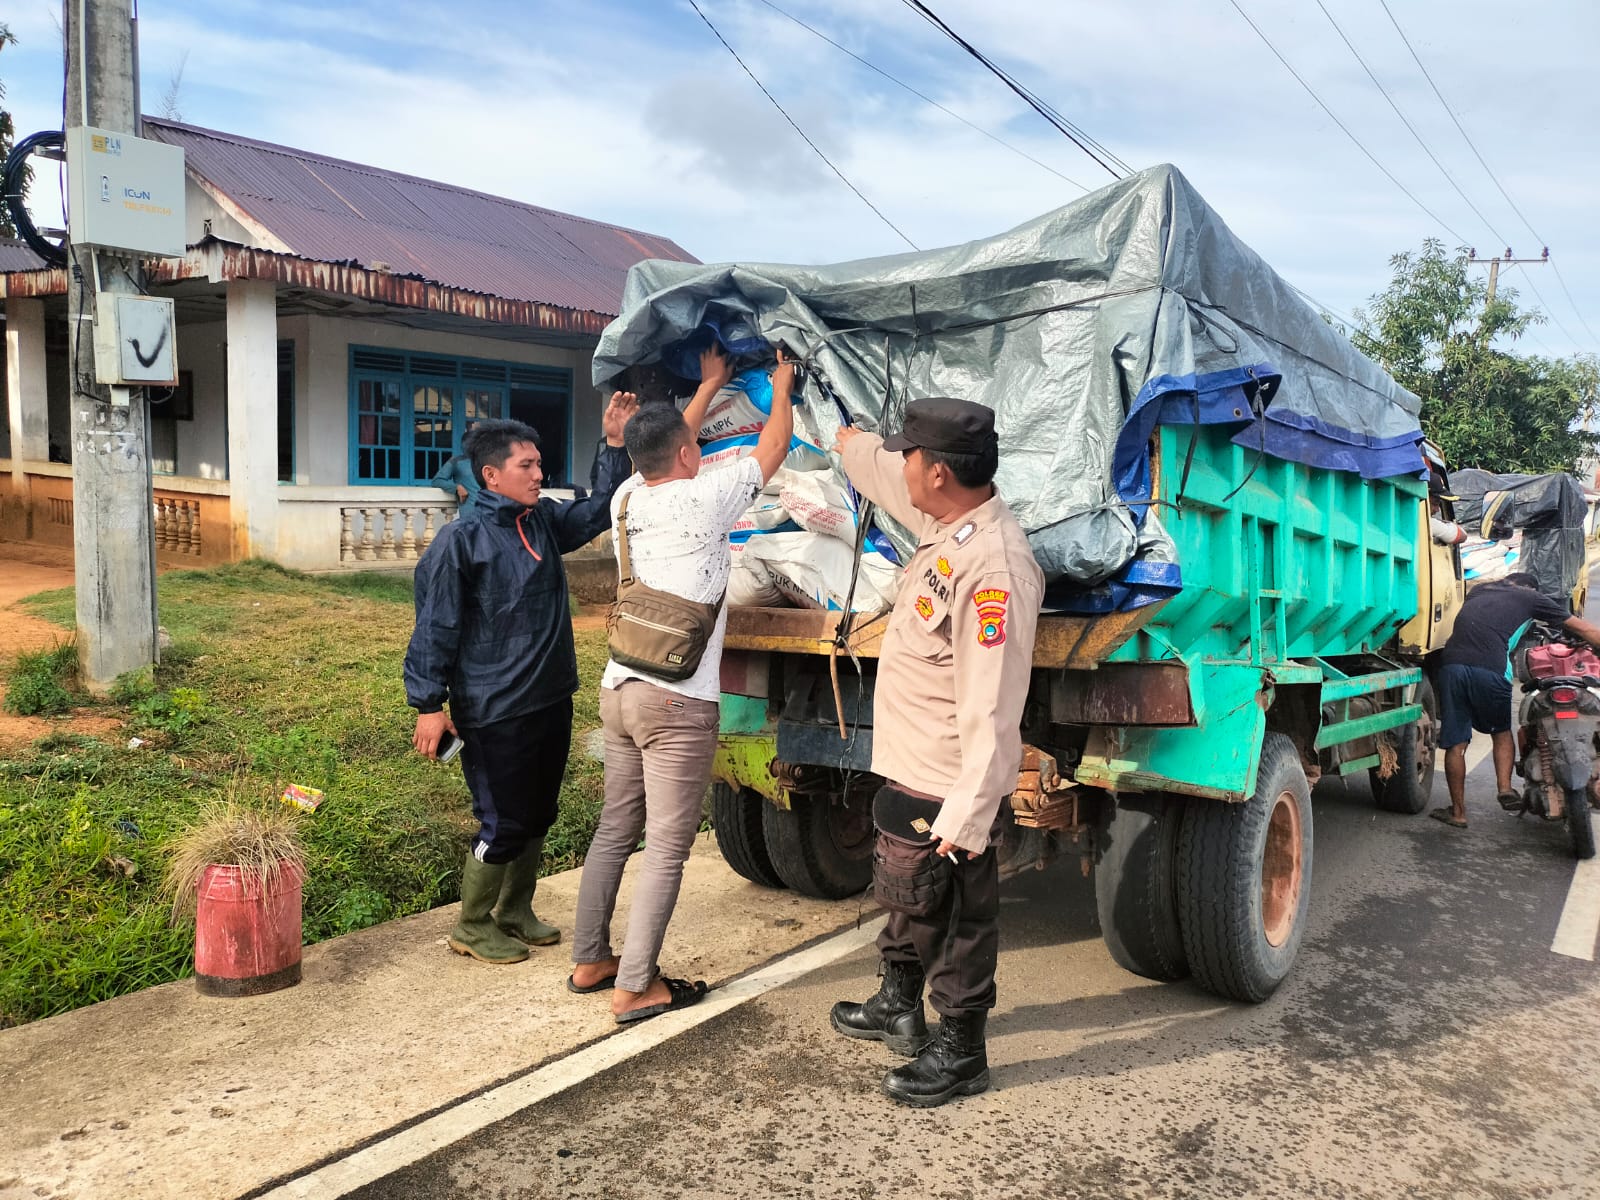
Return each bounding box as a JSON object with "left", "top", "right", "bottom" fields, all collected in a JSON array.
[{"left": 594, "top": 164, "right": 1424, "bottom": 608}]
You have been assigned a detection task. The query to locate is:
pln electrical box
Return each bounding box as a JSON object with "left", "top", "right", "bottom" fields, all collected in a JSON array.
[{"left": 66, "top": 126, "right": 186, "bottom": 258}]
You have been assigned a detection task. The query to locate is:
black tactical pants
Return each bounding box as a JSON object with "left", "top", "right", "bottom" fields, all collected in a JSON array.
[{"left": 876, "top": 831, "right": 1000, "bottom": 1018}]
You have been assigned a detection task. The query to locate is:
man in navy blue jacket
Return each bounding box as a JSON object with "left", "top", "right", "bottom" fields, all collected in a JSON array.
[{"left": 404, "top": 395, "right": 637, "bottom": 964}]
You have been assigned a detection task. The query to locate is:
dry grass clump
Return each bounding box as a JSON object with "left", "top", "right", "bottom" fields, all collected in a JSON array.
[{"left": 162, "top": 800, "right": 306, "bottom": 921}]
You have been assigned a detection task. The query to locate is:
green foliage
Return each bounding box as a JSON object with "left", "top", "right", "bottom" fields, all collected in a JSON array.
[
  {"left": 1352, "top": 239, "right": 1600, "bottom": 474},
  {"left": 250, "top": 726, "right": 340, "bottom": 791},
  {"left": 0, "top": 561, "right": 612, "bottom": 1025},
  {"left": 109, "top": 667, "right": 156, "bottom": 705},
  {"left": 4, "top": 642, "right": 78, "bottom": 717},
  {"left": 131, "top": 686, "right": 208, "bottom": 739}
]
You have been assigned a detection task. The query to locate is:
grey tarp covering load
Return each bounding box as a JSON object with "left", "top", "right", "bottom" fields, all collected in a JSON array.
[
  {"left": 593, "top": 164, "right": 1423, "bottom": 597},
  {"left": 1450, "top": 468, "right": 1589, "bottom": 607}
]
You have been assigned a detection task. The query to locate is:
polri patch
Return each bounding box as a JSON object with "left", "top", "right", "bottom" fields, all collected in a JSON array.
[
  {"left": 952, "top": 521, "right": 976, "bottom": 545},
  {"left": 915, "top": 595, "right": 934, "bottom": 621},
  {"left": 936, "top": 555, "right": 953, "bottom": 578},
  {"left": 973, "top": 587, "right": 1009, "bottom": 648}
]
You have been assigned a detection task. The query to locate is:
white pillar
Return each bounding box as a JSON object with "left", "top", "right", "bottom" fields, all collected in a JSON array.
[
  {"left": 5, "top": 298, "right": 49, "bottom": 484},
  {"left": 226, "top": 279, "right": 279, "bottom": 559}
]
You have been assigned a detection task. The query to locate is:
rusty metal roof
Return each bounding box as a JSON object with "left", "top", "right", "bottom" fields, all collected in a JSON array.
[
  {"left": 141, "top": 117, "right": 697, "bottom": 317},
  {"left": 0, "top": 237, "right": 46, "bottom": 273}
]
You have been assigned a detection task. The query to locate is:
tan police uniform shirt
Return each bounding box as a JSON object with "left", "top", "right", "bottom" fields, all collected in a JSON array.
[{"left": 841, "top": 432, "right": 1043, "bottom": 854}]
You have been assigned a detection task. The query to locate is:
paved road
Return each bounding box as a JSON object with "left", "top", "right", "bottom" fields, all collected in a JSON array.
[{"left": 347, "top": 749, "right": 1600, "bottom": 1200}]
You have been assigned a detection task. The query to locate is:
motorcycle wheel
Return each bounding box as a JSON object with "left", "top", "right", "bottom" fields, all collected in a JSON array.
[{"left": 1566, "top": 787, "right": 1596, "bottom": 860}]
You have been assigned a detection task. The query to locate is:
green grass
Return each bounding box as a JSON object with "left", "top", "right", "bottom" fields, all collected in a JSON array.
[
  {"left": 3, "top": 641, "right": 79, "bottom": 716},
  {"left": 1, "top": 561, "right": 611, "bottom": 1027}
]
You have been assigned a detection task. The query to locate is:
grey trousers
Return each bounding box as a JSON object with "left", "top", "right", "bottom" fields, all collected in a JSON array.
[{"left": 572, "top": 679, "right": 720, "bottom": 992}]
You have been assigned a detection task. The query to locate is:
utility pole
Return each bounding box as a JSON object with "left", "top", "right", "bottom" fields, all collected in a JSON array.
[
  {"left": 1466, "top": 246, "right": 1549, "bottom": 307},
  {"left": 64, "top": 0, "right": 159, "bottom": 690}
]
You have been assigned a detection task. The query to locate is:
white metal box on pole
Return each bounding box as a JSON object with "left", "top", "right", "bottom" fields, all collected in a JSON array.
[{"left": 65, "top": 125, "right": 186, "bottom": 258}]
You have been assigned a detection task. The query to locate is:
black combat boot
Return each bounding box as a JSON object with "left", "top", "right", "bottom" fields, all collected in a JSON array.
[
  {"left": 829, "top": 960, "right": 931, "bottom": 1057},
  {"left": 880, "top": 1012, "right": 989, "bottom": 1107}
]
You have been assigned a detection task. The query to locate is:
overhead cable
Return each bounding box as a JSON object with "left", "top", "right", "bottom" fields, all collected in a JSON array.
[
  {"left": 1312, "top": 0, "right": 1504, "bottom": 247},
  {"left": 896, "top": 0, "right": 1128, "bottom": 179},
  {"left": 686, "top": 0, "right": 918, "bottom": 251},
  {"left": 1376, "top": 0, "right": 1597, "bottom": 348},
  {"left": 1225, "top": 0, "right": 1469, "bottom": 246},
  {"left": 753, "top": 0, "right": 1090, "bottom": 194}
]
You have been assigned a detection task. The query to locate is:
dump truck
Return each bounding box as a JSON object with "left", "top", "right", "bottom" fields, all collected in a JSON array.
[{"left": 595, "top": 165, "right": 1459, "bottom": 1003}]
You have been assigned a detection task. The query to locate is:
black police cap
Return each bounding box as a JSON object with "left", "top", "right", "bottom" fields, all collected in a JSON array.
[{"left": 880, "top": 397, "right": 997, "bottom": 455}]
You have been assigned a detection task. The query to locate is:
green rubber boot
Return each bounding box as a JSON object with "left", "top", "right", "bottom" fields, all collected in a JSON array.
[
  {"left": 494, "top": 839, "right": 560, "bottom": 947},
  {"left": 448, "top": 857, "right": 530, "bottom": 964}
]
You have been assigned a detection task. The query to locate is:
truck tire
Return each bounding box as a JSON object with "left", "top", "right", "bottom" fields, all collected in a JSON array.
[
  {"left": 1094, "top": 793, "right": 1189, "bottom": 981},
  {"left": 1178, "top": 733, "right": 1313, "bottom": 1003},
  {"left": 711, "top": 783, "right": 787, "bottom": 888},
  {"left": 1568, "top": 787, "right": 1596, "bottom": 860},
  {"left": 762, "top": 791, "right": 874, "bottom": 900},
  {"left": 1370, "top": 677, "right": 1437, "bottom": 815}
]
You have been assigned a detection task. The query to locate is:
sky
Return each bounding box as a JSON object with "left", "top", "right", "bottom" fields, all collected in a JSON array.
[{"left": 2, "top": 0, "right": 1596, "bottom": 359}]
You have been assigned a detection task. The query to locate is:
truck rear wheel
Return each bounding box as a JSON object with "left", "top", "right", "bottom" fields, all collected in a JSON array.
[
  {"left": 1178, "top": 733, "right": 1313, "bottom": 1003},
  {"left": 1094, "top": 793, "right": 1188, "bottom": 981},
  {"left": 711, "top": 783, "right": 786, "bottom": 888},
  {"left": 762, "top": 791, "right": 874, "bottom": 900},
  {"left": 1370, "top": 677, "right": 1437, "bottom": 815}
]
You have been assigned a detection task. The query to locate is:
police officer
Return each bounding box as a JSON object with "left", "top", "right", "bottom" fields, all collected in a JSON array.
[
  {"left": 830, "top": 397, "right": 1042, "bottom": 1107},
  {"left": 404, "top": 396, "right": 638, "bottom": 965}
]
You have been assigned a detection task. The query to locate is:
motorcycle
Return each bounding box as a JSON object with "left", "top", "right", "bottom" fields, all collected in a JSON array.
[{"left": 1513, "top": 630, "right": 1600, "bottom": 859}]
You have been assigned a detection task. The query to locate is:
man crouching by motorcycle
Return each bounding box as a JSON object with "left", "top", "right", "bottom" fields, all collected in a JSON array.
[{"left": 1433, "top": 572, "right": 1600, "bottom": 829}]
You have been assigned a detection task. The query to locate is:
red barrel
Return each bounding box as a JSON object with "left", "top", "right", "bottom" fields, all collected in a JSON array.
[{"left": 194, "top": 862, "right": 304, "bottom": 996}]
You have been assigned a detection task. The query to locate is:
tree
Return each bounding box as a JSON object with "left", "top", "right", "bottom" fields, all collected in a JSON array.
[
  {"left": 1352, "top": 238, "right": 1599, "bottom": 475},
  {"left": 1, "top": 21, "right": 17, "bottom": 238}
]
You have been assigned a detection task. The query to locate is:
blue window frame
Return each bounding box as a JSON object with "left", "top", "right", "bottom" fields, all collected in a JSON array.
[{"left": 347, "top": 346, "right": 573, "bottom": 486}]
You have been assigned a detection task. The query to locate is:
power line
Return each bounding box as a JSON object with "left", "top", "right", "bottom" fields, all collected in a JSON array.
[
  {"left": 1504, "top": 264, "right": 1582, "bottom": 348},
  {"left": 896, "top": 0, "right": 1130, "bottom": 179},
  {"left": 686, "top": 0, "right": 918, "bottom": 251},
  {"left": 1376, "top": 0, "right": 1598, "bottom": 348},
  {"left": 1225, "top": 0, "right": 1469, "bottom": 246},
  {"left": 753, "top": 0, "right": 1091, "bottom": 194},
  {"left": 1311, "top": 0, "right": 1504, "bottom": 246},
  {"left": 1289, "top": 284, "right": 1360, "bottom": 332}
]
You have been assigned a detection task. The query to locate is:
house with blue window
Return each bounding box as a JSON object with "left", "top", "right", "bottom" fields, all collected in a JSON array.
[{"left": 0, "top": 117, "right": 695, "bottom": 571}]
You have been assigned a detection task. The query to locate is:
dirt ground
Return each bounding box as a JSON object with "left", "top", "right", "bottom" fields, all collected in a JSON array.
[{"left": 0, "top": 543, "right": 120, "bottom": 751}]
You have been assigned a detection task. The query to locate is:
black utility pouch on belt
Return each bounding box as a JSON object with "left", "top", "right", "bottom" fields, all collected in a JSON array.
[
  {"left": 607, "top": 490, "right": 724, "bottom": 683},
  {"left": 871, "top": 786, "right": 952, "bottom": 918}
]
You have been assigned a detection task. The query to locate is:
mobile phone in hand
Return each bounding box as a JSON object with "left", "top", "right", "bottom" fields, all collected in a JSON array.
[{"left": 436, "top": 729, "right": 463, "bottom": 763}]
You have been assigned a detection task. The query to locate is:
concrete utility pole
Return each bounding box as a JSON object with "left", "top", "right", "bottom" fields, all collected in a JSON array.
[
  {"left": 1467, "top": 246, "right": 1549, "bottom": 308},
  {"left": 64, "top": 0, "right": 159, "bottom": 690}
]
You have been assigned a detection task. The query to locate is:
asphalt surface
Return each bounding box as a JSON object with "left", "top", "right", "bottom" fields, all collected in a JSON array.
[{"left": 347, "top": 753, "right": 1600, "bottom": 1200}]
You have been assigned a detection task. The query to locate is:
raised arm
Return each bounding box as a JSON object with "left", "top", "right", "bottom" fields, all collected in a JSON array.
[
  {"left": 748, "top": 349, "right": 796, "bottom": 486},
  {"left": 678, "top": 344, "right": 736, "bottom": 439},
  {"left": 836, "top": 426, "right": 923, "bottom": 532},
  {"left": 545, "top": 390, "right": 639, "bottom": 552}
]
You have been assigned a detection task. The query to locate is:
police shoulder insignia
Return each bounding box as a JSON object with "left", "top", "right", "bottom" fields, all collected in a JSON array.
[
  {"left": 973, "top": 587, "right": 1010, "bottom": 648},
  {"left": 915, "top": 595, "right": 934, "bottom": 620},
  {"left": 936, "top": 555, "right": 953, "bottom": 578},
  {"left": 952, "top": 521, "right": 977, "bottom": 545}
]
